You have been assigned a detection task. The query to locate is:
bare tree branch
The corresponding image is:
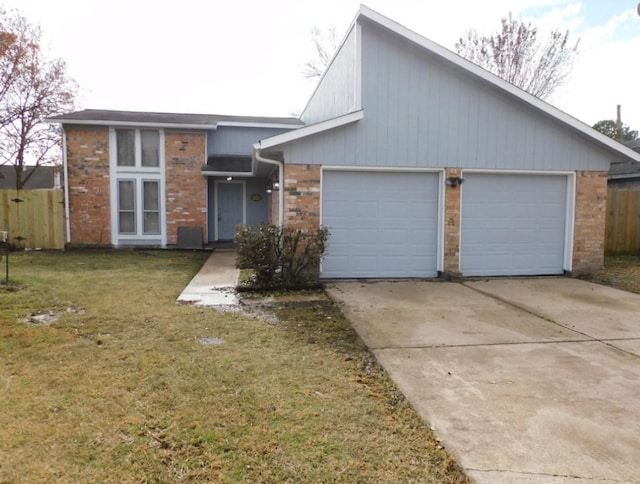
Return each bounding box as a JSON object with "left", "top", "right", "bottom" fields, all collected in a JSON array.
[
  {"left": 302, "top": 25, "right": 340, "bottom": 80},
  {"left": 0, "top": 7, "right": 77, "bottom": 189},
  {"left": 455, "top": 13, "right": 579, "bottom": 100}
]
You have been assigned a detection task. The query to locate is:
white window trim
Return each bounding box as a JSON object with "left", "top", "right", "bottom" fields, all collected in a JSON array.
[{"left": 109, "top": 128, "right": 166, "bottom": 246}]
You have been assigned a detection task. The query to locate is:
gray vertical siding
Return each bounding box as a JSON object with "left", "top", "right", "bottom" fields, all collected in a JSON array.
[
  {"left": 208, "top": 127, "right": 290, "bottom": 156},
  {"left": 301, "top": 27, "right": 358, "bottom": 125},
  {"left": 245, "top": 179, "right": 269, "bottom": 227},
  {"left": 280, "top": 21, "right": 618, "bottom": 171}
]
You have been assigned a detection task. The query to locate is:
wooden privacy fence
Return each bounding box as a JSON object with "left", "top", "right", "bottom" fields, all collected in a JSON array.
[
  {"left": 0, "top": 189, "right": 65, "bottom": 249},
  {"left": 605, "top": 189, "right": 640, "bottom": 255}
]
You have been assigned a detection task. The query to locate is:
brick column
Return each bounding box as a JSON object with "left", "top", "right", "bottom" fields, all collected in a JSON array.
[
  {"left": 442, "top": 168, "right": 462, "bottom": 277},
  {"left": 65, "top": 126, "right": 111, "bottom": 246},
  {"left": 572, "top": 171, "right": 608, "bottom": 274},
  {"left": 164, "top": 132, "right": 207, "bottom": 245},
  {"left": 283, "top": 164, "right": 321, "bottom": 230}
]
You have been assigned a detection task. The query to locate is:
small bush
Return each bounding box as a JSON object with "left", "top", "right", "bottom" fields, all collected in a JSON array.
[{"left": 235, "top": 223, "right": 329, "bottom": 290}]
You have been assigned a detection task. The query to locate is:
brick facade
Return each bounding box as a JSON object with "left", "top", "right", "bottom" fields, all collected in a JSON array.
[
  {"left": 65, "top": 126, "right": 111, "bottom": 245},
  {"left": 164, "top": 131, "right": 207, "bottom": 245},
  {"left": 283, "top": 164, "right": 321, "bottom": 230},
  {"left": 572, "top": 170, "right": 608, "bottom": 274},
  {"left": 64, "top": 123, "right": 608, "bottom": 276},
  {"left": 443, "top": 168, "right": 462, "bottom": 277}
]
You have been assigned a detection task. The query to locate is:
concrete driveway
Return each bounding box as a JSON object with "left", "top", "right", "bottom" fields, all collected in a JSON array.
[{"left": 326, "top": 278, "right": 640, "bottom": 483}]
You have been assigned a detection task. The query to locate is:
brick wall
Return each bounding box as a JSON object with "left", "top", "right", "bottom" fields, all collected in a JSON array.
[
  {"left": 443, "top": 168, "right": 462, "bottom": 277},
  {"left": 283, "top": 164, "right": 321, "bottom": 230},
  {"left": 268, "top": 169, "right": 279, "bottom": 225},
  {"left": 65, "top": 126, "right": 111, "bottom": 245},
  {"left": 164, "top": 131, "right": 207, "bottom": 245},
  {"left": 572, "top": 170, "right": 608, "bottom": 274}
]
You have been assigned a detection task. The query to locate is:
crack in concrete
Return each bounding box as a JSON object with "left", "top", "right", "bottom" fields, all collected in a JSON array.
[
  {"left": 467, "top": 467, "right": 629, "bottom": 482},
  {"left": 370, "top": 337, "right": 640, "bottom": 351},
  {"left": 461, "top": 282, "right": 640, "bottom": 360}
]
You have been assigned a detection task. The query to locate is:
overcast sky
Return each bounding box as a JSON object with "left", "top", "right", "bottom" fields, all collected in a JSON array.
[{"left": 6, "top": 0, "right": 640, "bottom": 130}]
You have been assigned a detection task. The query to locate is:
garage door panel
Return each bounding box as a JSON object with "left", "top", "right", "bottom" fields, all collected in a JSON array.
[
  {"left": 461, "top": 173, "right": 567, "bottom": 276},
  {"left": 322, "top": 171, "right": 439, "bottom": 278}
]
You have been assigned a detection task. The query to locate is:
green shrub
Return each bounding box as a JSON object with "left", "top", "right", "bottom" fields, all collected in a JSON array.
[{"left": 235, "top": 223, "right": 329, "bottom": 290}]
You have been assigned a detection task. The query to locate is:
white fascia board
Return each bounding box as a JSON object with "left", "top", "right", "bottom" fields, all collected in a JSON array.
[
  {"left": 216, "top": 121, "right": 302, "bottom": 129},
  {"left": 257, "top": 110, "right": 364, "bottom": 150},
  {"left": 357, "top": 5, "right": 640, "bottom": 164},
  {"left": 46, "top": 118, "right": 217, "bottom": 130}
]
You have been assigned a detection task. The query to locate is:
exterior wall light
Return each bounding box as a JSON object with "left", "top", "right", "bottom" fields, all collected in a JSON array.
[
  {"left": 446, "top": 176, "right": 464, "bottom": 188},
  {"left": 267, "top": 181, "right": 280, "bottom": 193}
]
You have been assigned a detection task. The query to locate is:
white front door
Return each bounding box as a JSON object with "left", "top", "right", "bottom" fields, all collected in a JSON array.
[{"left": 215, "top": 181, "right": 245, "bottom": 240}]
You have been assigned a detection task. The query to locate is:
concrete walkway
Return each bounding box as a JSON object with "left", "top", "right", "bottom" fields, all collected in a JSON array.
[
  {"left": 176, "top": 250, "right": 240, "bottom": 307},
  {"left": 327, "top": 278, "right": 640, "bottom": 484}
]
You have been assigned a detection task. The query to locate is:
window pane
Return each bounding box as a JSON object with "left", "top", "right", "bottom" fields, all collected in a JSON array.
[
  {"left": 143, "top": 181, "right": 160, "bottom": 234},
  {"left": 143, "top": 181, "right": 159, "bottom": 210},
  {"left": 118, "top": 180, "right": 135, "bottom": 234},
  {"left": 118, "top": 180, "right": 135, "bottom": 210},
  {"left": 141, "top": 130, "right": 159, "bottom": 167},
  {"left": 119, "top": 212, "right": 135, "bottom": 233},
  {"left": 144, "top": 212, "right": 160, "bottom": 234},
  {"left": 116, "top": 129, "right": 135, "bottom": 166}
]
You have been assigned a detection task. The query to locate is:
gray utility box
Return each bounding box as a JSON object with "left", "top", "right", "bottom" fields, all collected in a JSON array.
[{"left": 177, "top": 227, "right": 203, "bottom": 249}]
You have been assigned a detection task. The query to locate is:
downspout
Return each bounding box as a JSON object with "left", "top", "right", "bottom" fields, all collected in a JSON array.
[
  {"left": 253, "top": 144, "right": 284, "bottom": 226},
  {"left": 62, "top": 128, "right": 71, "bottom": 244}
]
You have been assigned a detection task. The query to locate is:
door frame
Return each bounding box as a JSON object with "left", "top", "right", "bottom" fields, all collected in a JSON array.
[{"left": 213, "top": 179, "right": 246, "bottom": 241}]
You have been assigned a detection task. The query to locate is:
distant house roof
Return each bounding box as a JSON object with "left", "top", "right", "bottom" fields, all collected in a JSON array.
[
  {"left": 609, "top": 140, "right": 640, "bottom": 180},
  {"left": 0, "top": 166, "right": 57, "bottom": 189},
  {"left": 47, "top": 109, "right": 303, "bottom": 130}
]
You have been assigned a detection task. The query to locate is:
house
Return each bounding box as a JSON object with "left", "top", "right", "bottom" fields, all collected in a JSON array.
[
  {"left": 48, "top": 5, "right": 640, "bottom": 278},
  {"left": 0, "top": 166, "right": 59, "bottom": 190},
  {"left": 609, "top": 140, "right": 640, "bottom": 190}
]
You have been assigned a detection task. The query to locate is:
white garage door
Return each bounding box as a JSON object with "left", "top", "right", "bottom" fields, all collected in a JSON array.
[
  {"left": 461, "top": 173, "right": 568, "bottom": 276},
  {"left": 321, "top": 171, "right": 440, "bottom": 278}
]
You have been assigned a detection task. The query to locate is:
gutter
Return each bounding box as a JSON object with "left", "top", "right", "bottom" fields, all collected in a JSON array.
[
  {"left": 252, "top": 144, "right": 284, "bottom": 226},
  {"left": 62, "top": 129, "right": 71, "bottom": 244}
]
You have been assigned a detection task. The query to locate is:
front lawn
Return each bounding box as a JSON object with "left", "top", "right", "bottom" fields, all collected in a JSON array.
[{"left": 0, "top": 250, "right": 466, "bottom": 482}]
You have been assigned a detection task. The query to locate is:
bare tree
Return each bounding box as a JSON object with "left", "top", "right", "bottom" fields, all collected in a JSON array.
[
  {"left": 455, "top": 13, "right": 579, "bottom": 100},
  {"left": 0, "top": 8, "right": 76, "bottom": 189},
  {"left": 302, "top": 25, "right": 340, "bottom": 80}
]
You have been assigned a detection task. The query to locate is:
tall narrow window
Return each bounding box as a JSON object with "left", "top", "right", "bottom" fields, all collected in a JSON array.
[
  {"left": 112, "top": 128, "right": 164, "bottom": 243},
  {"left": 143, "top": 181, "right": 160, "bottom": 234},
  {"left": 118, "top": 180, "right": 136, "bottom": 233},
  {"left": 116, "top": 129, "right": 135, "bottom": 166},
  {"left": 141, "top": 130, "right": 160, "bottom": 167}
]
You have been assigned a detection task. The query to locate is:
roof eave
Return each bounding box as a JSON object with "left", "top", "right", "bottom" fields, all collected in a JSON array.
[
  {"left": 45, "top": 118, "right": 218, "bottom": 130},
  {"left": 256, "top": 110, "right": 364, "bottom": 150}
]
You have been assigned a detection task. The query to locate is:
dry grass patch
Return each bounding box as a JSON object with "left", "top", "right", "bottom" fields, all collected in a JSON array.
[
  {"left": 581, "top": 255, "right": 640, "bottom": 294},
  {"left": 1, "top": 250, "right": 467, "bottom": 482}
]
